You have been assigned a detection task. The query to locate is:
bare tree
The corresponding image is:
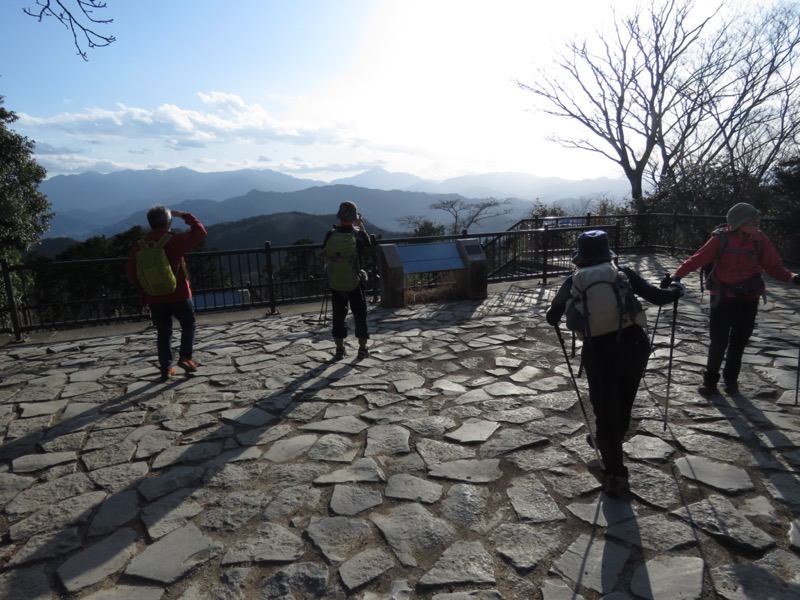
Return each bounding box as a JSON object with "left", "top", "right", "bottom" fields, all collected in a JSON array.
[
  {"left": 430, "top": 198, "right": 513, "bottom": 234},
  {"left": 519, "top": 0, "right": 800, "bottom": 207},
  {"left": 519, "top": 0, "right": 713, "bottom": 203},
  {"left": 674, "top": 2, "right": 800, "bottom": 195},
  {"left": 23, "top": 0, "right": 115, "bottom": 60},
  {"left": 396, "top": 216, "right": 446, "bottom": 237}
]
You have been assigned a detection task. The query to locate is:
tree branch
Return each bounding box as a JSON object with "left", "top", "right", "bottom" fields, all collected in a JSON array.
[{"left": 23, "top": 0, "right": 115, "bottom": 60}]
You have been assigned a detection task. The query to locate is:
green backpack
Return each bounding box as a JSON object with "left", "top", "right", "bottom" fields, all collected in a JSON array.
[
  {"left": 323, "top": 230, "right": 361, "bottom": 292},
  {"left": 135, "top": 234, "right": 178, "bottom": 296}
]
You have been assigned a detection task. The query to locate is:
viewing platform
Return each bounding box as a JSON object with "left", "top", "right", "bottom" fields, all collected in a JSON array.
[{"left": 1, "top": 255, "right": 799, "bottom": 599}]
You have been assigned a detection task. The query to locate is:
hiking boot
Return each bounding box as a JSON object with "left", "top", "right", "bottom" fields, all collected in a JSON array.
[
  {"left": 160, "top": 367, "right": 176, "bottom": 381},
  {"left": 698, "top": 370, "right": 720, "bottom": 395},
  {"left": 697, "top": 382, "right": 719, "bottom": 395},
  {"left": 724, "top": 379, "right": 739, "bottom": 394},
  {"left": 357, "top": 347, "right": 370, "bottom": 359},
  {"left": 334, "top": 347, "right": 346, "bottom": 360},
  {"left": 603, "top": 474, "right": 630, "bottom": 498},
  {"left": 177, "top": 357, "right": 198, "bottom": 373}
]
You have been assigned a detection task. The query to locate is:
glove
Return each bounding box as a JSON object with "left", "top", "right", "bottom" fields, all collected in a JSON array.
[
  {"left": 660, "top": 274, "right": 674, "bottom": 289},
  {"left": 794, "top": 274, "right": 800, "bottom": 285},
  {"left": 669, "top": 281, "right": 685, "bottom": 298}
]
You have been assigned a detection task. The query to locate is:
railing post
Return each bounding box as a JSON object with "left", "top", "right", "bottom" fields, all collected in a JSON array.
[
  {"left": 1, "top": 259, "right": 23, "bottom": 342},
  {"left": 613, "top": 220, "right": 622, "bottom": 265},
  {"left": 670, "top": 210, "right": 678, "bottom": 256},
  {"left": 264, "top": 241, "right": 277, "bottom": 314},
  {"left": 541, "top": 224, "right": 549, "bottom": 285}
]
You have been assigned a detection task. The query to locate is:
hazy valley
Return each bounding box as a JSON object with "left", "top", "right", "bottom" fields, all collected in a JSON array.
[{"left": 37, "top": 167, "right": 630, "bottom": 251}]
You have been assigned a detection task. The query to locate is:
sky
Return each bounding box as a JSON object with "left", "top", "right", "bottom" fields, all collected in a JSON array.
[{"left": 0, "top": 0, "right": 730, "bottom": 183}]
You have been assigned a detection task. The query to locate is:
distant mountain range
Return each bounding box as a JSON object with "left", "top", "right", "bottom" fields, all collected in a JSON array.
[{"left": 38, "top": 167, "right": 631, "bottom": 242}]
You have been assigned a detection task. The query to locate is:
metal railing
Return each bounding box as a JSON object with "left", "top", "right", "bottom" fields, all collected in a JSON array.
[{"left": 2, "top": 212, "right": 796, "bottom": 340}]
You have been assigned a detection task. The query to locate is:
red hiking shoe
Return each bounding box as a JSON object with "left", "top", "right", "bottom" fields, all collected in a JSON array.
[{"left": 177, "top": 357, "right": 198, "bottom": 373}]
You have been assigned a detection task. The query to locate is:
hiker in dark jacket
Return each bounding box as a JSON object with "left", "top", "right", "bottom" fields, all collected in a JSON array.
[
  {"left": 126, "top": 205, "right": 207, "bottom": 380},
  {"left": 546, "top": 230, "right": 684, "bottom": 497},
  {"left": 322, "top": 201, "right": 372, "bottom": 359},
  {"left": 663, "top": 202, "right": 799, "bottom": 395}
]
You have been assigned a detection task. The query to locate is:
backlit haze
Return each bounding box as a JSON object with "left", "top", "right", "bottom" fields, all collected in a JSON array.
[{"left": 0, "top": 0, "right": 729, "bottom": 183}]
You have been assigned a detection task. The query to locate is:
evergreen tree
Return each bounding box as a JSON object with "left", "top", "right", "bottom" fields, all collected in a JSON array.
[{"left": 0, "top": 96, "right": 52, "bottom": 266}]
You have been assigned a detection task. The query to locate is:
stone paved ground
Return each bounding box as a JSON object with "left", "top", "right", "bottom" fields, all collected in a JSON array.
[{"left": 1, "top": 255, "right": 799, "bottom": 600}]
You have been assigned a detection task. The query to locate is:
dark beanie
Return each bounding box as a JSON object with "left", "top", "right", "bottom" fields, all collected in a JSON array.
[{"left": 336, "top": 201, "right": 358, "bottom": 222}]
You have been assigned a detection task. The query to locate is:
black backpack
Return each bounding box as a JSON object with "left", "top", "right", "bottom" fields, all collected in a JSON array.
[{"left": 700, "top": 225, "right": 764, "bottom": 299}]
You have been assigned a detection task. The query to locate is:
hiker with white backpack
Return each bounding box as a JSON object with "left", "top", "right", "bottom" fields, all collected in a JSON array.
[
  {"left": 546, "top": 230, "right": 684, "bottom": 497},
  {"left": 322, "top": 201, "right": 372, "bottom": 360},
  {"left": 126, "top": 205, "right": 207, "bottom": 380},
  {"left": 662, "top": 202, "right": 799, "bottom": 395}
]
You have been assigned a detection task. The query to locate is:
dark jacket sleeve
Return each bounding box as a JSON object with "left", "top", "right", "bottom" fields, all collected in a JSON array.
[
  {"left": 354, "top": 227, "right": 371, "bottom": 268},
  {"left": 545, "top": 276, "right": 574, "bottom": 326},
  {"left": 355, "top": 227, "right": 371, "bottom": 247},
  {"left": 622, "top": 266, "right": 680, "bottom": 306}
]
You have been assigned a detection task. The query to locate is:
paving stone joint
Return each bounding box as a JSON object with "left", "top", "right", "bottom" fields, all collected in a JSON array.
[{"left": 1, "top": 257, "right": 799, "bottom": 599}]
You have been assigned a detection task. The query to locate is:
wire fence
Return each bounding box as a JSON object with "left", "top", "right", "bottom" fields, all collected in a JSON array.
[{"left": 2, "top": 212, "right": 796, "bottom": 340}]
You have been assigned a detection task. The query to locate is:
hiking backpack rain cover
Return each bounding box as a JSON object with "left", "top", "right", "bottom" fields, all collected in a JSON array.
[
  {"left": 135, "top": 234, "right": 178, "bottom": 296},
  {"left": 565, "top": 263, "right": 646, "bottom": 341},
  {"left": 323, "top": 230, "right": 361, "bottom": 292}
]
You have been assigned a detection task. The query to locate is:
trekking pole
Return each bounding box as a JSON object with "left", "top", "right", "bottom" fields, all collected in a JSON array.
[
  {"left": 318, "top": 288, "right": 329, "bottom": 323},
  {"left": 795, "top": 343, "right": 799, "bottom": 407},
  {"left": 647, "top": 271, "right": 669, "bottom": 373},
  {"left": 573, "top": 330, "right": 584, "bottom": 378},
  {"left": 663, "top": 297, "right": 679, "bottom": 431},
  {"left": 554, "top": 326, "right": 604, "bottom": 470},
  {"left": 650, "top": 305, "right": 662, "bottom": 350}
]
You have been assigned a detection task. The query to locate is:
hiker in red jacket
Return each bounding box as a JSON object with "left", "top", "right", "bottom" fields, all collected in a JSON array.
[
  {"left": 126, "top": 205, "right": 207, "bottom": 380},
  {"left": 664, "top": 202, "right": 799, "bottom": 395}
]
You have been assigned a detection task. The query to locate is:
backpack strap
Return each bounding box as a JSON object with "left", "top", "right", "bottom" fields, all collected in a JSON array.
[
  {"left": 138, "top": 234, "right": 172, "bottom": 251},
  {"left": 713, "top": 227, "right": 728, "bottom": 262},
  {"left": 613, "top": 273, "right": 626, "bottom": 341},
  {"left": 704, "top": 227, "right": 727, "bottom": 301}
]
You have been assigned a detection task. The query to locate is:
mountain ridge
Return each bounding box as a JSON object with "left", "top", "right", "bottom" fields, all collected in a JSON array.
[{"left": 39, "top": 166, "right": 631, "bottom": 240}]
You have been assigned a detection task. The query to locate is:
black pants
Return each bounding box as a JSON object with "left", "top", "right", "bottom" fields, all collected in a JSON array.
[
  {"left": 150, "top": 298, "right": 196, "bottom": 371},
  {"left": 330, "top": 285, "right": 369, "bottom": 340},
  {"left": 582, "top": 325, "right": 650, "bottom": 477},
  {"left": 706, "top": 296, "right": 759, "bottom": 383}
]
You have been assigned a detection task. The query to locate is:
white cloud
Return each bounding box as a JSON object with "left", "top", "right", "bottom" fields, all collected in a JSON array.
[{"left": 15, "top": 0, "right": 686, "bottom": 181}]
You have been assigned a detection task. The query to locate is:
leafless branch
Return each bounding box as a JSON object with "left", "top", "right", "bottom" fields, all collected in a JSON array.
[{"left": 23, "top": 0, "right": 115, "bottom": 60}]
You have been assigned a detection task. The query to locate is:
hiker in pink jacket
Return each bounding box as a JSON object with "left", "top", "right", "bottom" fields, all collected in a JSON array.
[{"left": 664, "top": 202, "right": 799, "bottom": 395}]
